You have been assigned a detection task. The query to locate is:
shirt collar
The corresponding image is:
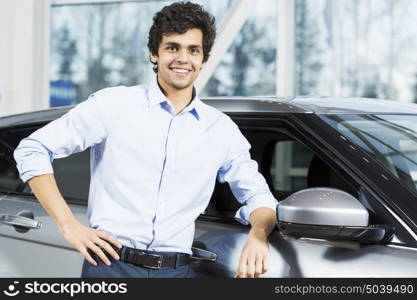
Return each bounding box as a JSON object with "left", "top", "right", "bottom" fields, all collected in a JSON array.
[{"left": 146, "top": 76, "right": 203, "bottom": 121}]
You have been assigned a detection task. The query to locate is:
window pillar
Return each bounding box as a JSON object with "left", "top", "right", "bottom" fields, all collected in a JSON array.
[
  {"left": 0, "top": 0, "right": 50, "bottom": 116},
  {"left": 277, "top": 0, "right": 295, "bottom": 98}
]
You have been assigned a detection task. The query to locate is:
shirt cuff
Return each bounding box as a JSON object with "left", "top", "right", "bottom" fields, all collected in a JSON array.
[
  {"left": 234, "top": 192, "right": 278, "bottom": 225},
  {"left": 18, "top": 155, "right": 54, "bottom": 183}
]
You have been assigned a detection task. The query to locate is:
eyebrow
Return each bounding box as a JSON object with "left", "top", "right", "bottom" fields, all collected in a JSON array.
[{"left": 163, "top": 42, "right": 202, "bottom": 49}]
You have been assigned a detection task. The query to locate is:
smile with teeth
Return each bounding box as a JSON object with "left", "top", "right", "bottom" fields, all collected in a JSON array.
[{"left": 171, "top": 68, "right": 191, "bottom": 74}]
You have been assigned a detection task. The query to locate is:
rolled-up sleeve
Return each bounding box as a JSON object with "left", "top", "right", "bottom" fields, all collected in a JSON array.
[
  {"left": 217, "top": 118, "right": 278, "bottom": 225},
  {"left": 14, "top": 93, "right": 108, "bottom": 183}
]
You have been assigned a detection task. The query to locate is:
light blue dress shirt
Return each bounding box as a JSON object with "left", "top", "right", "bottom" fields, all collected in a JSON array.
[{"left": 14, "top": 77, "right": 278, "bottom": 254}]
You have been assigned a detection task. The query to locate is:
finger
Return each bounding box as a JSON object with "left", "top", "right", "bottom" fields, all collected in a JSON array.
[
  {"left": 79, "top": 247, "right": 97, "bottom": 266},
  {"left": 96, "top": 231, "right": 122, "bottom": 249},
  {"left": 262, "top": 254, "right": 269, "bottom": 274},
  {"left": 94, "top": 238, "right": 120, "bottom": 261},
  {"left": 236, "top": 256, "right": 248, "bottom": 278},
  {"left": 246, "top": 254, "right": 256, "bottom": 278},
  {"left": 236, "top": 252, "right": 248, "bottom": 278},
  {"left": 88, "top": 242, "right": 111, "bottom": 266},
  {"left": 255, "top": 256, "right": 263, "bottom": 277},
  {"left": 236, "top": 263, "right": 247, "bottom": 278}
]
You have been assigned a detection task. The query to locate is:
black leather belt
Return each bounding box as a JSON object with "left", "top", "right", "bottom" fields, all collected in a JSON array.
[{"left": 118, "top": 246, "right": 190, "bottom": 269}]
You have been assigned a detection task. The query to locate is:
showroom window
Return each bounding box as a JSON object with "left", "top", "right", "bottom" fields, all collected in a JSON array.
[
  {"left": 295, "top": 0, "right": 417, "bottom": 102},
  {"left": 7, "top": 0, "right": 417, "bottom": 116},
  {"left": 202, "top": 0, "right": 277, "bottom": 97},
  {"left": 49, "top": 0, "right": 417, "bottom": 107},
  {"left": 50, "top": 0, "right": 232, "bottom": 106}
]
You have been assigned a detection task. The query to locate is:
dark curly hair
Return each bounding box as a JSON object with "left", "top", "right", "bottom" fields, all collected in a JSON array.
[{"left": 148, "top": 1, "right": 216, "bottom": 73}]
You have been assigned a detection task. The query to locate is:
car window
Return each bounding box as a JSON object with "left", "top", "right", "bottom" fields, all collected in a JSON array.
[
  {"left": 270, "top": 140, "right": 314, "bottom": 193},
  {"left": 320, "top": 114, "right": 417, "bottom": 195},
  {"left": 0, "top": 127, "right": 36, "bottom": 193},
  {"left": 52, "top": 150, "right": 90, "bottom": 202},
  {"left": 269, "top": 138, "right": 358, "bottom": 199},
  {"left": 204, "top": 128, "right": 359, "bottom": 219},
  {"left": 4, "top": 124, "right": 358, "bottom": 215},
  {"left": 0, "top": 125, "right": 90, "bottom": 203},
  {"left": 0, "top": 153, "right": 24, "bottom": 193}
]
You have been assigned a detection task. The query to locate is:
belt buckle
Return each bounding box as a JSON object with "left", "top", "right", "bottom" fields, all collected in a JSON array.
[{"left": 143, "top": 253, "right": 163, "bottom": 269}]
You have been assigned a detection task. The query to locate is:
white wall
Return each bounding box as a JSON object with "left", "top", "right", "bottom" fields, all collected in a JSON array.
[{"left": 0, "top": 0, "right": 50, "bottom": 117}]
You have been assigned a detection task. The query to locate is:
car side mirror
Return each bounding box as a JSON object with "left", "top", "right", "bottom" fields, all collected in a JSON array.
[{"left": 276, "top": 187, "right": 394, "bottom": 243}]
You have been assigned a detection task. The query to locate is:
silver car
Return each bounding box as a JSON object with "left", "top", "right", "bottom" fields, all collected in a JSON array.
[{"left": 1, "top": 97, "right": 417, "bottom": 277}]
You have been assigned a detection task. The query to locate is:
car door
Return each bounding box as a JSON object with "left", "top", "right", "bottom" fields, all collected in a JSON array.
[
  {"left": 285, "top": 113, "right": 417, "bottom": 277},
  {"left": 0, "top": 124, "right": 88, "bottom": 277},
  {"left": 193, "top": 114, "right": 417, "bottom": 277}
]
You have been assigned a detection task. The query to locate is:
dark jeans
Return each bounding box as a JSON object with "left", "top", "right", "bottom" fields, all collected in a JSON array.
[{"left": 81, "top": 256, "right": 196, "bottom": 278}]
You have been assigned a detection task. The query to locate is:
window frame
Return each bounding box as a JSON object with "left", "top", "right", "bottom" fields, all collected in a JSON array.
[
  {"left": 0, "top": 123, "right": 90, "bottom": 206},
  {"left": 201, "top": 114, "right": 361, "bottom": 223}
]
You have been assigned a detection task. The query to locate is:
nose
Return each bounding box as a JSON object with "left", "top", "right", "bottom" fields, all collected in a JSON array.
[{"left": 175, "top": 48, "right": 189, "bottom": 64}]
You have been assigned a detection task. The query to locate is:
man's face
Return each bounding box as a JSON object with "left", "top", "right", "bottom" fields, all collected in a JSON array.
[{"left": 151, "top": 28, "right": 206, "bottom": 91}]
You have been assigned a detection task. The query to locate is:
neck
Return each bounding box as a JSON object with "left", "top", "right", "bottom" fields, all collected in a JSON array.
[{"left": 157, "top": 76, "right": 194, "bottom": 114}]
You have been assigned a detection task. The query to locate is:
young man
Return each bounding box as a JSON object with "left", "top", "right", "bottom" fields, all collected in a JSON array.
[{"left": 14, "top": 1, "right": 277, "bottom": 278}]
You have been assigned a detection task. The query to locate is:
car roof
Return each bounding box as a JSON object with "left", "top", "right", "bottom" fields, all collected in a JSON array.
[
  {"left": 1, "top": 96, "right": 417, "bottom": 128},
  {"left": 290, "top": 96, "right": 417, "bottom": 114}
]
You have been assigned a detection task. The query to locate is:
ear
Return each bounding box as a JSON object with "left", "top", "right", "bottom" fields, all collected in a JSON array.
[{"left": 150, "top": 52, "right": 158, "bottom": 64}]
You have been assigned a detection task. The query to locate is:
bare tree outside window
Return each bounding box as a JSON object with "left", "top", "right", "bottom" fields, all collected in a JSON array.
[
  {"left": 202, "top": 0, "right": 277, "bottom": 97},
  {"left": 51, "top": 0, "right": 417, "bottom": 104},
  {"left": 50, "top": 0, "right": 231, "bottom": 105},
  {"left": 295, "top": 0, "right": 417, "bottom": 102}
]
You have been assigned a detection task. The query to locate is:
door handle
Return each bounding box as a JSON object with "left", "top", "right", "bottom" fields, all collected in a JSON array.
[
  {"left": 191, "top": 240, "right": 218, "bottom": 262},
  {"left": 0, "top": 213, "right": 42, "bottom": 230}
]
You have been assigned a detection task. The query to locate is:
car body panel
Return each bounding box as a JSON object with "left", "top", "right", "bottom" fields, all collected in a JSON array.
[
  {"left": 2, "top": 96, "right": 417, "bottom": 129},
  {"left": 291, "top": 97, "right": 417, "bottom": 114},
  {"left": 0, "top": 193, "right": 87, "bottom": 277},
  {"left": 277, "top": 187, "right": 369, "bottom": 226},
  {"left": 194, "top": 221, "right": 417, "bottom": 278}
]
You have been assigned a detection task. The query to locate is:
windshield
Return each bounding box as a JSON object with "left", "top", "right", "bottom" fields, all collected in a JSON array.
[{"left": 320, "top": 114, "right": 417, "bottom": 194}]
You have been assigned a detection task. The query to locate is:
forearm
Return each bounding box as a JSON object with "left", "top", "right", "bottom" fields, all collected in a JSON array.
[
  {"left": 28, "top": 174, "right": 76, "bottom": 228},
  {"left": 236, "top": 207, "right": 277, "bottom": 277},
  {"left": 248, "top": 207, "right": 277, "bottom": 239},
  {"left": 28, "top": 174, "right": 121, "bottom": 266}
]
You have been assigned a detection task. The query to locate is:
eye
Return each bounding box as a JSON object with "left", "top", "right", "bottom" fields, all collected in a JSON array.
[
  {"left": 167, "top": 46, "right": 178, "bottom": 51},
  {"left": 190, "top": 47, "right": 200, "bottom": 54}
]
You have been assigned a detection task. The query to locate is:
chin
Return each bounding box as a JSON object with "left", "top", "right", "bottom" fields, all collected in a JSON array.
[{"left": 171, "top": 81, "right": 193, "bottom": 90}]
